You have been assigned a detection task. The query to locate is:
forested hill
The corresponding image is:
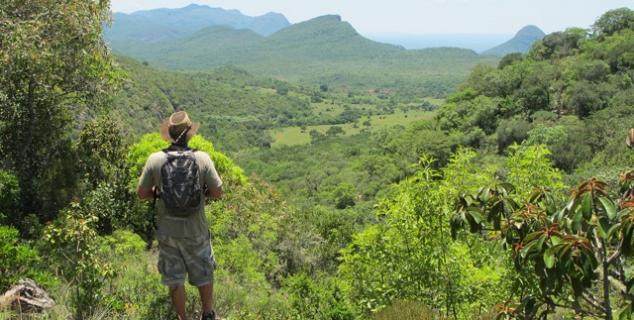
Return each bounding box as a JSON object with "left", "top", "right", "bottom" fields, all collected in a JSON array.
[
  {"left": 107, "top": 14, "right": 497, "bottom": 96},
  {"left": 104, "top": 3, "right": 289, "bottom": 43}
]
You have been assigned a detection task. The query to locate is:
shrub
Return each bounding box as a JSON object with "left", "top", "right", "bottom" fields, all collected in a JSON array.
[
  {"left": 0, "top": 225, "right": 55, "bottom": 291},
  {"left": 42, "top": 204, "right": 115, "bottom": 318}
]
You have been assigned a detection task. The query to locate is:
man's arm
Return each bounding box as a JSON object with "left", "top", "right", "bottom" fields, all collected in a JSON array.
[
  {"left": 202, "top": 153, "right": 223, "bottom": 201},
  {"left": 206, "top": 185, "right": 223, "bottom": 200},
  {"left": 137, "top": 186, "right": 154, "bottom": 200},
  {"left": 137, "top": 155, "right": 156, "bottom": 201}
]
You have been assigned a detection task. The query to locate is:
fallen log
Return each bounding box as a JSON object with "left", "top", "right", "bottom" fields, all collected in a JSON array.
[{"left": 0, "top": 279, "right": 54, "bottom": 313}]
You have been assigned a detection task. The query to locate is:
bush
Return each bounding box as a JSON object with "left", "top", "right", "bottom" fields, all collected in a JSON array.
[
  {"left": 0, "top": 170, "right": 20, "bottom": 226},
  {"left": 0, "top": 225, "right": 56, "bottom": 291},
  {"left": 496, "top": 118, "right": 532, "bottom": 152},
  {"left": 42, "top": 204, "right": 114, "bottom": 318}
]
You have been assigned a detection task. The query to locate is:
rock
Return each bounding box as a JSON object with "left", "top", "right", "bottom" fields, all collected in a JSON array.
[{"left": 0, "top": 278, "right": 54, "bottom": 313}]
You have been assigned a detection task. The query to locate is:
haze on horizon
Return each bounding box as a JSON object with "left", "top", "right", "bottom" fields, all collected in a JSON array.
[{"left": 111, "top": 0, "right": 634, "bottom": 36}]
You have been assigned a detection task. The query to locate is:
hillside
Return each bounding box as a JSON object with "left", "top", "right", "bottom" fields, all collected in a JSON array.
[
  {"left": 482, "top": 25, "right": 545, "bottom": 56},
  {"left": 107, "top": 14, "right": 497, "bottom": 97},
  {"left": 104, "top": 3, "right": 289, "bottom": 43},
  {"left": 112, "top": 55, "right": 438, "bottom": 152}
]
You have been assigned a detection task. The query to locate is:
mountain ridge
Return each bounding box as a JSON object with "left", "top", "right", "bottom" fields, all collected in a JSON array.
[
  {"left": 106, "top": 11, "right": 497, "bottom": 96},
  {"left": 104, "top": 4, "right": 290, "bottom": 43}
]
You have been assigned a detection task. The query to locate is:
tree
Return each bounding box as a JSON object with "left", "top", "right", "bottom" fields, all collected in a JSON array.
[
  {"left": 326, "top": 126, "right": 345, "bottom": 137},
  {"left": 0, "top": 0, "right": 119, "bottom": 221},
  {"left": 593, "top": 8, "right": 634, "bottom": 37},
  {"left": 496, "top": 118, "right": 532, "bottom": 152},
  {"left": 499, "top": 53, "right": 524, "bottom": 70},
  {"left": 451, "top": 168, "right": 634, "bottom": 319},
  {"left": 310, "top": 129, "right": 326, "bottom": 144}
]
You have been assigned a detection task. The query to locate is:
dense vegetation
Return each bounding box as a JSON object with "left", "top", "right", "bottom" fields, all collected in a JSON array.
[{"left": 2, "top": 1, "right": 634, "bottom": 319}]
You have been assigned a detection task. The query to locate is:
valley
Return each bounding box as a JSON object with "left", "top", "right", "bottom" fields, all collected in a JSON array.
[{"left": 2, "top": 2, "right": 634, "bottom": 320}]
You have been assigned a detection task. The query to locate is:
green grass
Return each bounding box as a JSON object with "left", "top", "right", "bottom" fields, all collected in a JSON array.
[{"left": 270, "top": 110, "right": 435, "bottom": 147}]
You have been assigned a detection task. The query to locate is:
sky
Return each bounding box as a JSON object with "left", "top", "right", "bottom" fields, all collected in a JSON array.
[{"left": 110, "top": 0, "right": 634, "bottom": 35}]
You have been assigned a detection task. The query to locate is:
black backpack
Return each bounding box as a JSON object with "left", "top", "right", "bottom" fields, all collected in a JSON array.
[{"left": 159, "top": 149, "right": 202, "bottom": 217}]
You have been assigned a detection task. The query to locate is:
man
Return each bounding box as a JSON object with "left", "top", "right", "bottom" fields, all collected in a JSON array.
[{"left": 137, "top": 111, "right": 223, "bottom": 320}]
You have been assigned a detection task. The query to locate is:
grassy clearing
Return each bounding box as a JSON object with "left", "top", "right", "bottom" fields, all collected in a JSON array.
[{"left": 270, "top": 110, "right": 435, "bottom": 147}]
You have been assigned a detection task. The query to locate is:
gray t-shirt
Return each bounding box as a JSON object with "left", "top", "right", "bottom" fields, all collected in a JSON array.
[{"left": 138, "top": 150, "right": 222, "bottom": 238}]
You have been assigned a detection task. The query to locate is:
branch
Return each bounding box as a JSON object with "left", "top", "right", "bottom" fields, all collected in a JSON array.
[{"left": 581, "top": 292, "right": 606, "bottom": 314}]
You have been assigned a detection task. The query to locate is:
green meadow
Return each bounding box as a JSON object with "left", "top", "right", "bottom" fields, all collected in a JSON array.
[{"left": 270, "top": 109, "right": 436, "bottom": 147}]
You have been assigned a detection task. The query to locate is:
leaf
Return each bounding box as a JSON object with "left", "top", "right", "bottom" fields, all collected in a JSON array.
[
  {"left": 617, "top": 302, "right": 632, "bottom": 320},
  {"left": 581, "top": 193, "right": 594, "bottom": 219},
  {"left": 598, "top": 196, "right": 617, "bottom": 220},
  {"left": 520, "top": 240, "right": 537, "bottom": 259},
  {"left": 597, "top": 216, "right": 611, "bottom": 240},
  {"left": 543, "top": 247, "right": 556, "bottom": 269}
]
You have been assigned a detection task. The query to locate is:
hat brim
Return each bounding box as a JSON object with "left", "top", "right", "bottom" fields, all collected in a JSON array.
[{"left": 160, "top": 121, "right": 200, "bottom": 142}]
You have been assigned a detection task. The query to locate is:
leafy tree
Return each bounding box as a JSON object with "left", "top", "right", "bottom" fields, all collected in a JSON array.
[
  {"left": 43, "top": 203, "right": 115, "bottom": 318},
  {"left": 0, "top": 170, "right": 19, "bottom": 226},
  {"left": 326, "top": 126, "right": 346, "bottom": 137},
  {"left": 498, "top": 53, "right": 524, "bottom": 69},
  {"left": 331, "top": 183, "right": 356, "bottom": 209},
  {"left": 529, "top": 28, "right": 588, "bottom": 60},
  {"left": 593, "top": 8, "right": 634, "bottom": 37},
  {"left": 0, "top": 225, "right": 53, "bottom": 291},
  {"left": 0, "top": 0, "right": 119, "bottom": 221},
  {"left": 310, "top": 129, "right": 327, "bottom": 144},
  {"left": 451, "top": 165, "right": 634, "bottom": 319},
  {"left": 497, "top": 118, "right": 532, "bottom": 152}
]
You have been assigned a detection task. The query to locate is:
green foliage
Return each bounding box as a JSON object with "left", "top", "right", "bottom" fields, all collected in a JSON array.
[
  {"left": 593, "top": 8, "right": 634, "bottom": 37},
  {"left": 372, "top": 300, "right": 438, "bottom": 320},
  {"left": 0, "top": 225, "right": 54, "bottom": 291},
  {"left": 339, "top": 152, "right": 504, "bottom": 318},
  {"left": 451, "top": 170, "right": 634, "bottom": 319},
  {"left": 43, "top": 203, "right": 114, "bottom": 318},
  {"left": 505, "top": 145, "right": 566, "bottom": 198},
  {"left": 496, "top": 117, "right": 532, "bottom": 152},
  {"left": 127, "top": 133, "right": 247, "bottom": 188},
  {"left": 284, "top": 273, "right": 357, "bottom": 320},
  {"left": 0, "top": 0, "right": 121, "bottom": 220},
  {"left": 0, "top": 170, "right": 19, "bottom": 226}
]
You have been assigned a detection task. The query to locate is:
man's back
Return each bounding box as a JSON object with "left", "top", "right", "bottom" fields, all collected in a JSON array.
[{"left": 138, "top": 149, "right": 222, "bottom": 238}]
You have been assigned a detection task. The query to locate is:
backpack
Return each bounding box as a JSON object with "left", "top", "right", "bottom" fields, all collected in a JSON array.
[{"left": 159, "top": 149, "right": 202, "bottom": 217}]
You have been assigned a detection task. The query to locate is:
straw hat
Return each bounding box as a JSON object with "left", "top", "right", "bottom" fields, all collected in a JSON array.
[{"left": 159, "top": 111, "right": 200, "bottom": 143}]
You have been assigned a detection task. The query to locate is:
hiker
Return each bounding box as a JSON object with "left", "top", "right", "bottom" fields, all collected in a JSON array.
[{"left": 137, "top": 111, "right": 223, "bottom": 320}]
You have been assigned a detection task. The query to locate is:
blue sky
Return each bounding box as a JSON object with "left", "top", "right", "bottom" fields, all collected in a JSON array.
[{"left": 111, "top": 0, "right": 634, "bottom": 35}]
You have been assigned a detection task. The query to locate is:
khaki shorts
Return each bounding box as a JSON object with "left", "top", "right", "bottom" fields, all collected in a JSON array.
[{"left": 157, "top": 232, "right": 216, "bottom": 287}]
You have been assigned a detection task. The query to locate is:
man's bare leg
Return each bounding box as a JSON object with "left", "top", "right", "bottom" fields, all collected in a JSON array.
[
  {"left": 198, "top": 283, "right": 214, "bottom": 315},
  {"left": 169, "top": 285, "right": 187, "bottom": 320}
]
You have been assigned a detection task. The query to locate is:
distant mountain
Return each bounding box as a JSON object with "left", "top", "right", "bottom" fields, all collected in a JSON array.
[
  {"left": 104, "top": 4, "right": 290, "bottom": 43},
  {"left": 366, "top": 33, "right": 513, "bottom": 52},
  {"left": 482, "top": 25, "right": 545, "bottom": 56},
  {"left": 109, "top": 14, "right": 496, "bottom": 96}
]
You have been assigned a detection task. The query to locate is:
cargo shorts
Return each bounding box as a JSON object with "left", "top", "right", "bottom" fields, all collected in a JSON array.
[{"left": 157, "top": 232, "right": 216, "bottom": 287}]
